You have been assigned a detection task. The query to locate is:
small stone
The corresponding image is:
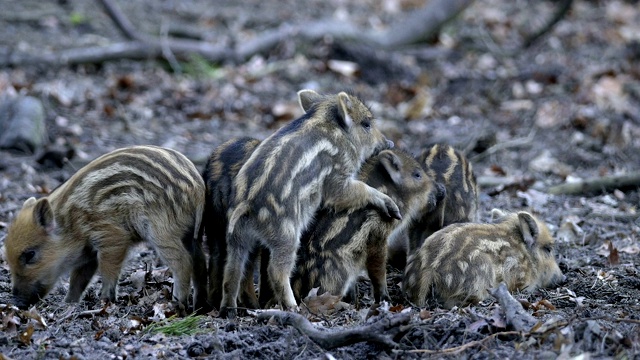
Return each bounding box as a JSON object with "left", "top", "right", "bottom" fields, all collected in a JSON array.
[{"left": 0, "top": 96, "right": 47, "bottom": 153}]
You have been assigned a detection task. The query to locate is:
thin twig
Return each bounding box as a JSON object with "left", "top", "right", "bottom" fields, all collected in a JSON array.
[
  {"left": 399, "top": 331, "right": 520, "bottom": 354},
  {"left": 97, "top": 0, "right": 145, "bottom": 41},
  {"left": 522, "top": 0, "right": 574, "bottom": 48},
  {"left": 160, "top": 20, "right": 182, "bottom": 74},
  {"left": 470, "top": 128, "right": 537, "bottom": 162}
]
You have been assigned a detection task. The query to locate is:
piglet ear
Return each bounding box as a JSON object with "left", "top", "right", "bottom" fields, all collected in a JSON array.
[
  {"left": 23, "top": 197, "right": 37, "bottom": 208},
  {"left": 33, "top": 198, "right": 56, "bottom": 234},
  {"left": 490, "top": 208, "right": 506, "bottom": 222},
  {"left": 297, "top": 89, "right": 322, "bottom": 113},
  {"left": 336, "top": 92, "right": 354, "bottom": 130},
  {"left": 378, "top": 150, "right": 402, "bottom": 185},
  {"left": 518, "top": 212, "right": 539, "bottom": 248}
]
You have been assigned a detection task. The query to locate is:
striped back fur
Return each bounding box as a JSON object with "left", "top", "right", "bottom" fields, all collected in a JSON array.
[
  {"left": 202, "top": 137, "right": 261, "bottom": 310},
  {"left": 403, "top": 210, "right": 564, "bottom": 308},
  {"left": 291, "top": 149, "right": 438, "bottom": 304},
  {"left": 5, "top": 145, "right": 207, "bottom": 312},
  {"left": 387, "top": 144, "right": 478, "bottom": 270},
  {"left": 219, "top": 90, "right": 399, "bottom": 316}
]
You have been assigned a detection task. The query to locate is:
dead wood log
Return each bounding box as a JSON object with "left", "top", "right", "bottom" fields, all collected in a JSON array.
[
  {"left": 257, "top": 310, "right": 412, "bottom": 349},
  {"left": 0, "top": 0, "right": 473, "bottom": 67},
  {"left": 546, "top": 171, "right": 640, "bottom": 195},
  {"left": 372, "top": 0, "right": 474, "bottom": 48},
  {"left": 489, "top": 283, "right": 537, "bottom": 332}
]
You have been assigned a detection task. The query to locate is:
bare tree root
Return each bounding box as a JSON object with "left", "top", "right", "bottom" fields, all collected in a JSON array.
[
  {"left": 257, "top": 310, "right": 412, "bottom": 350},
  {"left": 489, "top": 283, "right": 537, "bottom": 332},
  {"left": 546, "top": 171, "right": 640, "bottom": 196},
  {"left": 0, "top": 0, "right": 474, "bottom": 67}
]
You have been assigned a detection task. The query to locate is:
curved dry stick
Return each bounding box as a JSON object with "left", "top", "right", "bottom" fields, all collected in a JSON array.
[
  {"left": 257, "top": 310, "right": 411, "bottom": 349},
  {"left": 489, "top": 283, "right": 537, "bottom": 332},
  {"left": 400, "top": 331, "right": 520, "bottom": 355}
]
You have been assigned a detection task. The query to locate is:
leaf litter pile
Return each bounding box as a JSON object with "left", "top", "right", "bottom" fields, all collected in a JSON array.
[{"left": 1, "top": 0, "right": 640, "bottom": 358}]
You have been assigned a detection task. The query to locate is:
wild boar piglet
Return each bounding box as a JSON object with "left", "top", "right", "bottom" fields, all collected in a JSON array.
[
  {"left": 388, "top": 144, "right": 478, "bottom": 270},
  {"left": 220, "top": 90, "right": 399, "bottom": 317},
  {"left": 403, "top": 209, "right": 565, "bottom": 308},
  {"left": 291, "top": 148, "right": 440, "bottom": 305},
  {"left": 5, "top": 145, "right": 207, "bottom": 312}
]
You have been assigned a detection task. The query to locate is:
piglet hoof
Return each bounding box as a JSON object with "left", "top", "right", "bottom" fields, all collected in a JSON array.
[
  {"left": 219, "top": 306, "right": 237, "bottom": 319},
  {"left": 99, "top": 297, "right": 114, "bottom": 307},
  {"left": 385, "top": 199, "right": 402, "bottom": 221},
  {"left": 193, "top": 299, "right": 212, "bottom": 315},
  {"left": 172, "top": 301, "right": 187, "bottom": 317},
  {"left": 379, "top": 294, "right": 392, "bottom": 304}
]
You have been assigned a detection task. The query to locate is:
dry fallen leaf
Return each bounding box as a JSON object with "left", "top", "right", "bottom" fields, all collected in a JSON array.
[
  {"left": 23, "top": 307, "right": 47, "bottom": 329},
  {"left": 401, "top": 89, "right": 433, "bottom": 120},
  {"left": 490, "top": 164, "right": 507, "bottom": 176},
  {"left": 18, "top": 323, "right": 34, "bottom": 346},
  {"left": 153, "top": 303, "right": 169, "bottom": 320},
  {"left": 129, "top": 269, "right": 148, "bottom": 292},
  {"left": 591, "top": 75, "right": 629, "bottom": 113},
  {"left": 556, "top": 216, "right": 584, "bottom": 243},
  {"left": 533, "top": 299, "right": 556, "bottom": 311},
  {"left": 608, "top": 241, "right": 620, "bottom": 266},
  {"left": 2, "top": 311, "right": 21, "bottom": 334},
  {"left": 620, "top": 244, "right": 640, "bottom": 254},
  {"left": 419, "top": 309, "right": 432, "bottom": 320},
  {"left": 301, "top": 291, "right": 348, "bottom": 316}
]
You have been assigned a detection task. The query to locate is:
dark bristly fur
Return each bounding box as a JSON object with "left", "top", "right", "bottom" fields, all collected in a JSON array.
[
  {"left": 202, "top": 137, "right": 261, "bottom": 310},
  {"left": 5, "top": 145, "right": 207, "bottom": 312},
  {"left": 403, "top": 209, "right": 565, "bottom": 308},
  {"left": 219, "top": 90, "right": 400, "bottom": 317},
  {"left": 291, "top": 149, "right": 439, "bottom": 304}
]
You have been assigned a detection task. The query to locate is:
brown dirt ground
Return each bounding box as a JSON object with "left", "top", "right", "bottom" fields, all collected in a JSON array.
[{"left": 1, "top": 0, "right": 639, "bottom": 358}]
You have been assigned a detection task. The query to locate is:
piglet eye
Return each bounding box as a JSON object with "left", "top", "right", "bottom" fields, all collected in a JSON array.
[
  {"left": 413, "top": 170, "right": 422, "bottom": 179},
  {"left": 361, "top": 120, "right": 371, "bottom": 130},
  {"left": 543, "top": 245, "right": 553, "bottom": 253},
  {"left": 22, "top": 249, "right": 37, "bottom": 265}
]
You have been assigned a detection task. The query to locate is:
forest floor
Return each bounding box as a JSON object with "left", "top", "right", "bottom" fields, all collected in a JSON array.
[{"left": 1, "top": 0, "right": 639, "bottom": 358}]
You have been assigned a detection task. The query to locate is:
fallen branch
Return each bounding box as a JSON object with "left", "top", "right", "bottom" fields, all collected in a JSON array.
[
  {"left": 58, "top": 307, "right": 108, "bottom": 322},
  {"left": 257, "top": 310, "right": 411, "bottom": 349},
  {"left": 546, "top": 171, "right": 640, "bottom": 195},
  {"left": 489, "top": 283, "right": 537, "bottom": 332},
  {"left": 1, "top": 0, "right": 473, "bottom": 67},
  {"left": 586, "top": 212, "right": 639, "bottom": 224},
  {"left": 1, "top": 41, "right": 233, "bottom": 66},
  {"left": 399, "top": 331, "right": 520, "bottom": 355}
]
